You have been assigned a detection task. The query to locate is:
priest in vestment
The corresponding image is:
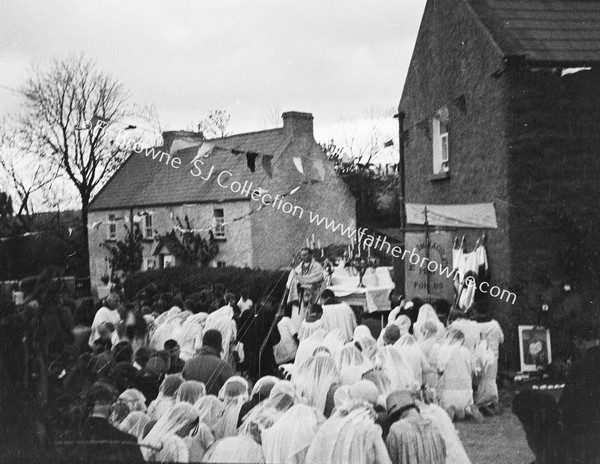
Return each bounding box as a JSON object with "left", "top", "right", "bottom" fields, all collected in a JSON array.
[{"left": 286, "top": 247, "right": 325, "bottom": 327}]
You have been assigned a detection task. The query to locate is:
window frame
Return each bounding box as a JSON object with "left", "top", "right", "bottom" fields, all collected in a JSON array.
[
  {"left": 432, "top": 107, "right": 450, "bottom": 175},
  {"left": 213, "top": 208, "right": 226, "bottom": 240},
  {"left": 143, "top": 213, "right": 154, "bottom": 239},
  {"left": 107, "top": 214, "right": 117, "bottom": 240}
]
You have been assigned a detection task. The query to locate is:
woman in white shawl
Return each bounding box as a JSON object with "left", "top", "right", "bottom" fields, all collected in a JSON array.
[
  {"left": 262, "top": 403, "right": 324, "bottom": 464},
  {"left": 337, "top": 343, "right": 373, "bottom": 385},
  {"left": 202, "top": 435, "right": 265, "bottom": 463},
  {"left": 203, "top": 303, "right": 237, "bottom": 361},
  {"left": 394, "top": 334, "right": 432, "bottom": 387},
  {"left": 414, "top": 304, "right": 445, "bottom": 342},
  {"left": 290, "top": 328, "right": 327, "bottom": 372},
  {"left": 376, "top": 346, "right": 416, "bottom": 391},
  {"left": 148, "top": 375, "right": 184, "bottom": 420},
  {"left": 305, "top": 398, "right": 392, "bottom": 464},
  {"left": 194, "top": 395, "right": 225, "bottom": 435},
  {"left": 176, "top": 380, "right": 206, "bottom": 405},
  {"left": 321, "top": 328, "right": 346, "bottom": 359},
  {"left": 140, "top": 403, "right": 199, "bottom": 463},
  {"left": 435, "top": 328, "right": 482, "bottom": 422},
  {"left": 292, "top": 354, "right": 340, "bottom": 415},
  {"left": 213, "top": 376, "right": 249, "bottom": 440},
  {"left": 178, "top": 312, "right": 208, "bottom": 361},
  {"left": 417, "top": 391, "right": 472, "bottom": 464},
  {"left": 118, "top": 410, "right": 151, "bottom": 441},
  {"left": 238, "top": 380, "right": 297, "bottom": 443}
]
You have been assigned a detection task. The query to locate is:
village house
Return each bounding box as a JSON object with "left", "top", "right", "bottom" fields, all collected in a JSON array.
[
  {"left": 88, "top": 111, "right": 356, "bottom": 294},
  {"left": 398, "top": 0, "right": 600, "bottom": 364}
]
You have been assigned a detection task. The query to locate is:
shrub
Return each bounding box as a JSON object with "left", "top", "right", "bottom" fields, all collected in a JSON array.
[{"left": 123, "top": 266, "right": 289, "bottom": 304}]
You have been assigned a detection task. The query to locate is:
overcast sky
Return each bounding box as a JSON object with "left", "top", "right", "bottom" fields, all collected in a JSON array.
[{"left": 0, "top": 0, "right": 426, "bottom": 159}]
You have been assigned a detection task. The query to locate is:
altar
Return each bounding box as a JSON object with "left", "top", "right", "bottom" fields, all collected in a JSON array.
[{"left": 326, "top": 265, "right": 395, "bottom": 313}]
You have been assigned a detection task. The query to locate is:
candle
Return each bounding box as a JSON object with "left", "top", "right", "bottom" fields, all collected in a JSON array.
[
  {"left": 348, "top": 245, "right": 351, "bottom": 257},
  {"left": 368, "top": 245, "right": 371, "bottom": 258},
  {"left": 306, "top": 238, "right": 310, "bottom": 248},
  {"left": 311, "top": 234, "right": 315, "bottom": 248},
  {"left": 317, "top": 239, "right": 321, "bottom": 249},
  {"left": 357, "top": 242, "right": 361, "bottom": 257}
]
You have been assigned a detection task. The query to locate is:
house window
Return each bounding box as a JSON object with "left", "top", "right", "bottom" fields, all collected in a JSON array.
[
  {"left": 143, "top": 213, "right": 154, "bottom": 239},
  {"left": 143, "top": 258, "right": 156, "bottom": 271},
  {"left": 163, "top": 254, "right": 175, "bottom": 268},
  {"left": 217, "top": 261, "right": 226, "bottom": 268},
  {"left": 108, "top": 214, "right": 117, "bottom": 240},
  {"left": 433, "top": 107, "right": 450, "bottom": 174},
  {"left": 213, "top": 208, "right": 225, "bottom": 239}
]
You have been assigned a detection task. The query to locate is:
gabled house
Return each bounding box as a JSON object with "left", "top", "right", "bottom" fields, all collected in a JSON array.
[
  {"left": 399, "top": 0, "right": 600, "bottom": 359},
  {"left": 88, "top": 111, "right": 356, "bottom": 292}
]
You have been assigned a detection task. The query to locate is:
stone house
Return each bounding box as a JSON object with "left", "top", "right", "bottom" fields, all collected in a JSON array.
[
  {"left": 398, "top": 0, "right": 600, "bottom": 364},
  {"left": 88, "top": 112, "right": 356, "bottom": 293}
]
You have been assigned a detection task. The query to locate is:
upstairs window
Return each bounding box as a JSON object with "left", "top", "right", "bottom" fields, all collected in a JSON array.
[
  {"left": 213, "top": 208, "right": 225, "bottom": 239},
  {"left": 143, "top": 213, "right": 154, "bottom": 239},
  {"left": 108, "top": 214, "right": 117, "bottom": 240},
  {"left": 433, "top": 107, "right": 450, "bottom": 174}
]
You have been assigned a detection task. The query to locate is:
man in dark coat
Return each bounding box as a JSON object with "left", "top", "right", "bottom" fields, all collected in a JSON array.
[
  {"left": 238, "top": 298, "right": 281, "bottom": 381},
  {"left": 63, "top": 382, "right": 144, "bottom": 463},
  {"left": 182, "top": 329, "right": 235, "bottom": 395}
]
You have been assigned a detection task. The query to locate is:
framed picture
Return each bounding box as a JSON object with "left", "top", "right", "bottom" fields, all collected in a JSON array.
[{"left": 518, "top": 325, "right": 552, "bottom": 372}]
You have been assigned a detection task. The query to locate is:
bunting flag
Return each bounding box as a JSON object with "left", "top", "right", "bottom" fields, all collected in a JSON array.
[
  {"left": 384, "top": 139, "right": 394, "bottom": 147},
  {"left": 292, "top": 157, "right": 305, "bottom": 175},
  {"left": 262, "top": 155, "right": 273, "bottom": 178},
  {"left": 231, "top": 148, "right": 245, "bottom": 156},
  {"left": 191, "top": 142, "right": 214, "bottom": 164},
  {"left": 289, "top": 186, "right": 301, "bottom": 195},
  {"left": 68, "top": 227, "right": 74, "bottom": 236},
  {"left": 312, "top": 158, "right": 325, "bottom": 181},
  {"left": 0, "top": 231, "right": 42, "bottom": 242},
  {"left": 246, "top": 152, "right": 259, "bottom": 172},
  {"left": 90, "top": 115, "right": 110, "bottom": 132}
]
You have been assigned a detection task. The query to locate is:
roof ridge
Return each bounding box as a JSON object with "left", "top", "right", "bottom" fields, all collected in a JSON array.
[{"left": 206, "top": 127, "right": 284, "bottom": 142}]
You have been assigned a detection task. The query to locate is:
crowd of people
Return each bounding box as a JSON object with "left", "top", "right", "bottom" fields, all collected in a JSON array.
[
  {"left": 11, "top": 248, "right": 600, "bottom": 464},
  {"left": 8, "top": 253, "right": 516, "bottom": 464}
]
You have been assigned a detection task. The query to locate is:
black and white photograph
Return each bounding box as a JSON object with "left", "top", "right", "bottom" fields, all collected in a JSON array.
[{"left": 2, "top": 0, "right": 600, "bottom": 463}]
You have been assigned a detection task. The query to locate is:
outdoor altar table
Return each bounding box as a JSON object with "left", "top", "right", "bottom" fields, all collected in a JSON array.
[{"left": 326, "top": 266, "right": 395, "bottom": 313}]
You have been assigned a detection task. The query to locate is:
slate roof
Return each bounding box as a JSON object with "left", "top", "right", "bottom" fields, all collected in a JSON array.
[
  {"left": 467, "top": 0, "right": 600, "bottom": 64},
  {"left": 89, "top": 128, "right": 290, "bottom": 211}
]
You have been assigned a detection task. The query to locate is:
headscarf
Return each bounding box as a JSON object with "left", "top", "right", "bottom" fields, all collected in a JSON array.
[
  {"left": 148, "top": 375, "right": 184, "bottom": 420},
  {"left": 262, "top": 404, "right": 323, "bottom": 464},
  {"left": 250, "top": 376, "right": 279, "bottom": 402},
  {"left": 349, "top": 380, "right": 379, "bottom": 405},
  {"left": 118, "top": 388, "right": 147, "bottom": 413},
  {"left": 238, "top": 380, "right": 296, "bottom": 443},
  {"left": 305, "top": 402, "right": 378, "bottom": 464},
  {"left": 333, "top": 385, "right": 352, "bottom": 410},
  {"left": 292, "top": 355, "right": 340, "bottom": 414},
  {"left": 353, "top": 325, "right": 372, "bottom": 340},
  {"left": 204, "top": 304, "right": 236, "bottom": 358},
  {"left": 414, "top": 304, "right": 444, "bottom": 341},
  {"left": 214, "top": 376, "right": 249, "bottom": 439},
  {"left": 337, "top": 343, "right": 373, "bottom": 385},
  {"left": 118, "top": 411, "right": 151, "bottom": 440},
  {"left": 354, "top": 335, "right": 378, "bottom": 362},
  {"left": 194, "top": 395, "right": 225, "bottom": 431},
  {"left": 376, "top": 346, "right": 416, "bottom": 391},
  {"left": 176, "top": 380, "right": 206, "bottom": 405},
  {"left": 321, "top": 328, "right": 346, "bottom": 359},
  {"left": 362, "top": 369, "right": 393, "bottom": 407},
  {"left": 140, "top": 403, "right": 199, "bottom": 462},
  {"left": 394, "top": 333, "right": 430, "bottom": 386},
  {"left": 436, "top": 328, "right": 466, "bottom": 373}
]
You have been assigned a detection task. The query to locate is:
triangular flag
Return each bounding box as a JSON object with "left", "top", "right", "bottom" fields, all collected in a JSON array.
[
  {"left": 312, "top": 158, "right": 325, "bottom": 181},
  {"left": 290, "top": 186, "right": 301, "bottom": 195},
  {"left": 90, "top": 115, "right": 109, "bottom": 132},
  {"left": 293, "top": 157, "right": 305, "bottom": 175},
  {"left": 384, "top": 139, "right": 394, "bottom": 147},
  {"left": 262, "top": 155, "right": 273, "bottom": 178},
  {"left": 246, "top": 152, "right": 259, "bottom": 172},
  {"left": 231, "top": 148, "right": 245, "bottom": 155},
  {"left": 191, "top": 142, "right": 214, "bottom": 164}
]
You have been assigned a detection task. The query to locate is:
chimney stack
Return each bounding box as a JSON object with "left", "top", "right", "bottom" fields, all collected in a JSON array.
[{"left": 282, "top": 112, "right": 314, "bottom": 139}]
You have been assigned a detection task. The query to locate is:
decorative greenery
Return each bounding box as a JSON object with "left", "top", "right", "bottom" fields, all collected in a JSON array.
[
  {"left": 102, "top": 223, "right": 143, "bottom": 276},
  {"left": 158, "top": 215, "right": 219, "bottom": 267}
]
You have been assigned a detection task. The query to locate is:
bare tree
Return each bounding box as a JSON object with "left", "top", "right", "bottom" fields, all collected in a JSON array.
[
  {"left": 1, "top": 54, "right": 160, "bottom": 283},
  {"left": 257, "top": 102, "right": 282, "bottom": 129},
  {"left": 193, "top": 109, "right": 231, "bottom": 138}
]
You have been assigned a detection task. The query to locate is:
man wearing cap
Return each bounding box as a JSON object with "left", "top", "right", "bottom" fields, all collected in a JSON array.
[
  {"left": 182, "top": 329, "right": 235, "bottom": 395},
  {"left": 89, "top": 293, "right": 122, "bottom": 349},
  {"left": 386, "top": 390, "right": 446, "bottom": 464}
]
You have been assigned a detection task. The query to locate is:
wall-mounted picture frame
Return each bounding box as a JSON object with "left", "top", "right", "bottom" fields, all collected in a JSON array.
[{"left": 518, "top": 325, "right": 552, "bottom": 372}]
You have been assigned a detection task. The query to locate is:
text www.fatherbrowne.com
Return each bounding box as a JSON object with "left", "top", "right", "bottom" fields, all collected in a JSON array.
[
  {"left": 306, "top": 212, "right": 516, "bottom": 305},
  {"left": 111, "top": 127, "right": 516, "bottom": 306}
]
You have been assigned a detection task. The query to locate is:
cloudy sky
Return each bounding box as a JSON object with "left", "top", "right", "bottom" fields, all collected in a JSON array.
[{"left": 0, "top": 0, "right": 426, "bottom": 162}]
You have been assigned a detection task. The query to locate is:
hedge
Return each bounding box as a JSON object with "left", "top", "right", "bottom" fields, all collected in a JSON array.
[{"left": 123, "top": 266, "right": 289, "bottom": 303}]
